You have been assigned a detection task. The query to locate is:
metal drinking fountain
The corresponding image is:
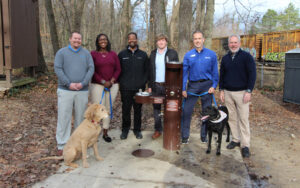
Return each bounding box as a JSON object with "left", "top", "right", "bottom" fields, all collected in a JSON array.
[{"left": 135, "top": 61, "right": 183, "bottom": 150}]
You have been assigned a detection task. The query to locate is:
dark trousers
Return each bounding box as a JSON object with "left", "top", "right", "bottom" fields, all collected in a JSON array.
[
  {"left": 181, "top": 80, "right": 213, "bottom": 139},
  {"left": 152, "top": 83, "right": 165, "bottom": 132},
  {"left": 120, "top": 90, "right": 142, "bottom": 133}
]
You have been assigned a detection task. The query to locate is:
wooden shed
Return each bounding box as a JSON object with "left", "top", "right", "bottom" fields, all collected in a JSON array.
[{"left": 0, "top": 0, "right": 38, "bottom": 88}]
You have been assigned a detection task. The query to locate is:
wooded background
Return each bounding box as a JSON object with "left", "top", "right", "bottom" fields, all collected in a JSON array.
[{"left": 36, "top": 0, "right": 299, "bottom": 73}]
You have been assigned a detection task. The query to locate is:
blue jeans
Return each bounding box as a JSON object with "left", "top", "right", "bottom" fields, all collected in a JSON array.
[{"left": 181, "top": 80, "right": 213, "bottom": 140}]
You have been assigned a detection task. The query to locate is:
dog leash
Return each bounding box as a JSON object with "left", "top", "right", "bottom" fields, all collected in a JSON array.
[
  {"left": 99, "top": 87, "right": 113, "bottom": 119},
  {"left": 182, "top": 91, "right": 218, "bottom": 109}
]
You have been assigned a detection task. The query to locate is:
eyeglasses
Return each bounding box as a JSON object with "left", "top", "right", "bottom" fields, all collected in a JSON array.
[{"left": 99, "top": 38, "right": 107, "bottom": 41}]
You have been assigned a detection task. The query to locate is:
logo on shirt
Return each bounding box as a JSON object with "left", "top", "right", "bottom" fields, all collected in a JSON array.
[
  {"left": 122, "top": 57, "right": 129, "bottom": 60},
  {"left": 190, "top": 54, "right": 196, "bottom": 57},
  {"left": 205, "top": 56, "right": 211, "bottom": 59}
]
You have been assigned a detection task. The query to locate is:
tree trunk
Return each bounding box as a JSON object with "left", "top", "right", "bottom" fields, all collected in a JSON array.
[
  {"left": 199, "top": 0, "right": 206, "bottom": 31},
  {"left": 169, "top": 0, "right": 180, "bottom": 49},
  {"left": 121, "top": 0, "right": 130, "bottom": 48},
  {"left": 110, "top": 0, "right": 115, "bottom": 40},
  {"left": 97, "top": 0, "right": 103, "bottom": 32},
  {"left": 72, "top": 0, "right": 85, "bottom": 32},
  {"left": 59, "top": 0, "right": 72, "bottom": 34},
  {"left": 34, "top": 0, "right": 48, "bottom": 74},
  {"left": 149, "top": 0, "right": 155, "bottom": 50},
  {"left": 178, "top": 0, "right": 193, "bottom": 61},
  {"left": 203, "top": 0, "right": 215, "bottom": 49},
  {"left": 152, "top": 0, "right": 168, "bottom": 37},
  {"left": 145, "top": 0, "right": 150, "bottom": 52},
  {"left": 44, "top": 0, "right": 60, "bottom": 55},
  {"left": 195, "top": 0, "right": 205, "bottom": 31}
]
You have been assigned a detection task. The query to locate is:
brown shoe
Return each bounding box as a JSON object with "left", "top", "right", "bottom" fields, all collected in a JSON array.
[
  {"left": 152, "top": 131, "right": 161, "bottom": 139},
  {"left": 57, "top": 149, "right": 63, "bottom": 156}
]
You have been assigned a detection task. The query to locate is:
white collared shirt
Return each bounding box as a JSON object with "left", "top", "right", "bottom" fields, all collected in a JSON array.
[{"left": 155, "top": 47, "right": 167, "bottom": 82}]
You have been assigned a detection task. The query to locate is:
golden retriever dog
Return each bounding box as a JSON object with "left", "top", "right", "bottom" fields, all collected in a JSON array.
[{"left": 40, "top": 103, "right": 108, "bottom": 168}]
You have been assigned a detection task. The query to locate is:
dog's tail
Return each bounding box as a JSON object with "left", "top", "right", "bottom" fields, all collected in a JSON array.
[{"left": 38, "top": 156, "right": 64, "bottom": 161}]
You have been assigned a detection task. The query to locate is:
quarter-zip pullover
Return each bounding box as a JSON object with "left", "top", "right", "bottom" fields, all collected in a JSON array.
[{"left": 118, "top": 46, "right": 149, "bottom": 90}]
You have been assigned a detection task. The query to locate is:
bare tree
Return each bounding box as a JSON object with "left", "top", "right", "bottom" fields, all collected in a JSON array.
[
  {"left": 149, "top": 0, "right": 155, "bottom": 50},
  {"left": 213, "top": 12, "right": 242, "bottom": 37},
  {"left": 203, "top": 0, "right": 215, "bottom": 49},
  {"left": 143, "top": 0, "right": 150, "bottom": 52},
  {"left": 148, "top": 0, "right": 168, "bottom": 49},
  {"left": 34, "top": 0, "right": 48, "bottom": 74},
  {"left": 59, "top": 0, "right": 72, "bottom": 37},
  {"left": 97, "top": 0, "right": 103, "bottom": 31},
  {"left": 72, "top": 0, "right": 86, "bottom": 32},
  {"left": 120, "top": 0, "right": 130, "bottom": 48},
  {"left": 169, "top": 0, "right": 180, "bottom": 49},
  {"left": 110, "top": 0, "right": 115, "bottom": 39},
  {"left": 44, "top": 0, "right": 60, "bottom": 54},
  {"left": 178, "top": 0, "right": 193, "bottom": 61},
  {"left": 153, "top": 0, "right": 168, "bottom": 34},
  {"left": 195, "top": 0, "right": 205, "bottom": 31},
  {"left": 233, "top": 0, "right": 261, "bottom": 34}
]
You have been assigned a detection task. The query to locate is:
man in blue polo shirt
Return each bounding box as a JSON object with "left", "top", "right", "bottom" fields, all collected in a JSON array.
[{"left": 181, "top": 30, "right": 219, "bottom": 144}]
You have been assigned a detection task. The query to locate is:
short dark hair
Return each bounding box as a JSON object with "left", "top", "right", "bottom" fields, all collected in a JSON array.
[
  {"left": 95, "top": 33, "right": 111, "bottom": 51},
  {"left": 192, "top": 30, "right": 204, "bottom": 38},
  {"left": 70, "top": 31, "right": 81, "bottom": 38},
  {"left": 127, "top": 32, "right": 138, "bottom": 39}
]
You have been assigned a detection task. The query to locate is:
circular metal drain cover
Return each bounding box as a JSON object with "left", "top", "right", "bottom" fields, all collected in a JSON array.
[{"left": 132, "top": 149, "right": 154, "bottom": 158}]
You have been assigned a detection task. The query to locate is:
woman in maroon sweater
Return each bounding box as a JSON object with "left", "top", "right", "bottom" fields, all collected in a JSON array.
[{"left": 90, "top": 33, "right": 121, "bottom": 142}]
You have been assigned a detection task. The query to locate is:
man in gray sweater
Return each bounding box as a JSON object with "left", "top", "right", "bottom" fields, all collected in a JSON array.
[{"left": 54, "top": 31, "right": 94, "bottom": 155}]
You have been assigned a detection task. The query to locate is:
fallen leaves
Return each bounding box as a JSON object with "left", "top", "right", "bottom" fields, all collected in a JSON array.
[
  {"left": 0, "top": 75, "right": 60, "bottom": 187},
  {"left": 0, "top": 75, "right": 300, "bottom": 187}
]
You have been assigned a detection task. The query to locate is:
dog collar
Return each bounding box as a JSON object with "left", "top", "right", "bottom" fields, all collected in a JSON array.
[
  {"left": 211, "top": 113, "right": 221, "bottom": 122},
  {"left": 210, "top": 110, "right": 227, "bottom": 123},
  {"left": 91, "top": 120, "right": 99, "bottom": 124}
]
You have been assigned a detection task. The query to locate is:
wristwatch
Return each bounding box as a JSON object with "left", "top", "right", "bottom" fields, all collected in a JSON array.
[
  {"left": 101, "top": 80, "right": 106, "bottom": 85},
  {"left": 246, "top": 89, "right": 252, "bottom": 93}
]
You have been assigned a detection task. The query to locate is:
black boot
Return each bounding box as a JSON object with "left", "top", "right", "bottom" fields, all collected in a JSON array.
[{"left": 103, "top": 129, "right": 112, "bottom": 143}]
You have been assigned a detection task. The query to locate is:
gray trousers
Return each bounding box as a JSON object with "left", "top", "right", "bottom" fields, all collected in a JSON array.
[{"left": 56, "top": 88, "right": 88, "bottom": 149}]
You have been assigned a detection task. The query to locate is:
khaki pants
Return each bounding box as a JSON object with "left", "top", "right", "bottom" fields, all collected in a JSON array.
[
  {"left": 90, "top": 83, "right": 119, "bottom": 129},
  {"left": 224, "top": 90, "right": 250, "bottom": 148}
]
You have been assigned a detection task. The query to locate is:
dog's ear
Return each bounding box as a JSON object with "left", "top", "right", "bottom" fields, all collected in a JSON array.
[{"left": 84, "top": 104, "right": 97, "bottom": 121}]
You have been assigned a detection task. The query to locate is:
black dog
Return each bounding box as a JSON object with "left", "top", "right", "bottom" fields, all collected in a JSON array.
[{"left": 201, "top": 105, "right": 230, "bottom": 155}]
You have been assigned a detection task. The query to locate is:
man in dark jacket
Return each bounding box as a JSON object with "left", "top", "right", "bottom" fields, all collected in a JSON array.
[
  {"left": 148, "top": 34, "right": 179, "bottom": 139},
  {"left": 219, "top": 34, "right": 256, "bottom": 158},
  {"left": 118, "top": 32, "right": 149, "bottom": 140}
]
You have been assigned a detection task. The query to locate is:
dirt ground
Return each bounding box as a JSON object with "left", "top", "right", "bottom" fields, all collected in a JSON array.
[{"left": 0, "top": 73, "right": 299, "bottom": 187}]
